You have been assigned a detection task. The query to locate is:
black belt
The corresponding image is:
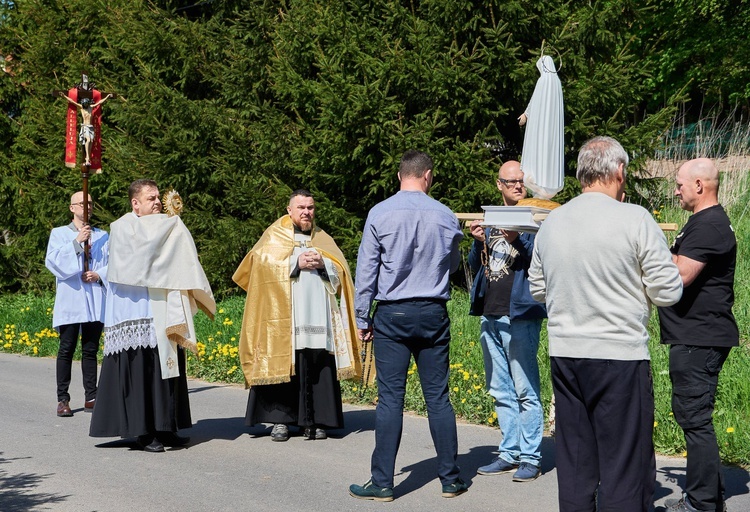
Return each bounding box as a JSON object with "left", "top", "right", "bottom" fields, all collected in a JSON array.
[{"left": 378, "top": 298, "right": 448, "bottom": 306}]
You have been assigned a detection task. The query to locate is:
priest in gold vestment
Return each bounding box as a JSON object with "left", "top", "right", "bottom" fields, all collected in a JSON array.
[{"left": 233, "top": 190, "right": 361, "bottom": 441}]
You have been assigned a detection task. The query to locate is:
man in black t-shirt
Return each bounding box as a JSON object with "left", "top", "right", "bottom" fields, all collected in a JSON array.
[
  {"left": 658, "top": 158, "right": 739, "bottom": 512},
  {"left": 467, "top": 161, "right": 547, "bottom": 483}
]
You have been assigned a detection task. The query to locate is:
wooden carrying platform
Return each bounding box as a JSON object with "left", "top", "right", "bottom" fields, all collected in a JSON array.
[{"left": 456, "top": 211, "right": 678, "bottom": 232}]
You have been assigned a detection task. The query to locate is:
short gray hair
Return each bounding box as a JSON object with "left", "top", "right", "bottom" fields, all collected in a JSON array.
[{"left": 576, "top": 136, "right": 629, "bottom": 188}]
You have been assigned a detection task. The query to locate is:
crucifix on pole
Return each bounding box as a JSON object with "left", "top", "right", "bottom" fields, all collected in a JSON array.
[{"left": 52, "top": 72, "right": 116, "bottom": 271}]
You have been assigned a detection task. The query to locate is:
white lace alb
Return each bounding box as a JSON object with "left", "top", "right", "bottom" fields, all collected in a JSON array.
[{"left": 103, "top": 318, "right": 157, "bottom": 355}]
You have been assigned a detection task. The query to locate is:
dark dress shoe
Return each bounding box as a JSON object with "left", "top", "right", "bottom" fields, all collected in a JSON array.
[
  {"left": 156, "top": 431, "right": 190, "bottom": 447},
  {"left": 84, "top": 399, "right": 95, "bottom": 412},
  {"left": 57, "top": 400, "right": 73, "bottom": 417},
  {"left": 136, "top": 435, "right": 165, "bottom": 453},
  {"left": 303, "top": 427, "right": 327, "bottom": 440}
]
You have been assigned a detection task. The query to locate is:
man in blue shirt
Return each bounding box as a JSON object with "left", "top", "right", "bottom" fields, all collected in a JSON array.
[{"left": 349, "top": 150, "right": 466, "bottom": 502}]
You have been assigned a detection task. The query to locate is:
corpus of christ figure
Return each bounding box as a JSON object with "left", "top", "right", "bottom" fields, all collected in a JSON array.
[{"left": 59, "top": 92, "right": 112, "bottom": 168}]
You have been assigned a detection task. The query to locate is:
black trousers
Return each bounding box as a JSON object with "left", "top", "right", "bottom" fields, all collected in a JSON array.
[
  {"left": 670, "top": 344, "right": 731, "bottom": 511},
  {"left": 56, "top": 322, "right": 102, "bottom": 402},
  {"left": 551, "top": 357, "right": 655, "bottom": 512}
]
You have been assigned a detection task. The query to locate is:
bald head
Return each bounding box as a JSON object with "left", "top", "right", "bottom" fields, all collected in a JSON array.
[
  {"left": 681, "top": 158, "right": 719, "bottom": 187},
  {"left": 675, "top": 158, "right": 720, "bottom": 213},
  {"left": 497, "top": 160, "right": 526, "bottom": 205},
  {"left": 69, "top": 191, "right": 93, "bottom": 224}
]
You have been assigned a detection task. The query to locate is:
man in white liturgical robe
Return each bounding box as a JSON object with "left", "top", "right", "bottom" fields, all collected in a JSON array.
[
  {"left": 89, "top": 179, "right": 215, "bottom": 453},
  {"left": 45, "top": 191, "right": 108, "bottom": 418}
]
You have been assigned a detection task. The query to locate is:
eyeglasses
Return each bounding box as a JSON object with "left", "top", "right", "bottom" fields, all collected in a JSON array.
[
  {"left": 497, "top": 179, "right": 525, "bottom": 187},
  {"left": 70, "top": 201, "right": 94, "bottom": 207}
]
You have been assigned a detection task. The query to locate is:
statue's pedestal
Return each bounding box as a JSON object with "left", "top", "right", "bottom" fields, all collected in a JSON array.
[{"left": 480, "top": 205, "right": 550, "bottom": 233}]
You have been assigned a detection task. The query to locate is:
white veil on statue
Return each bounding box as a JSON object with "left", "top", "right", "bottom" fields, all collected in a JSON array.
[{"left": 519, "top": 54, "right": 564, "bottom": 199}]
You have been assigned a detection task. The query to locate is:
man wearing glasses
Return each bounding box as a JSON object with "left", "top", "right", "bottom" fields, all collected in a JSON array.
[
  {"left": 467, "top": 161, "right": 546, "bottom": 482},
  {"left": 45, "top": 191, "right": 108, "bottom": 417}
]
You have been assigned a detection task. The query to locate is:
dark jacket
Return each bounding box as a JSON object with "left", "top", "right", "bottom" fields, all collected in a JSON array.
[{"left": 468, "top": 229, "right": 546, "bottom": 320}]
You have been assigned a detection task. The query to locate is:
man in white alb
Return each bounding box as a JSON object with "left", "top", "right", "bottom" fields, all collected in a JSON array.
[
  {"left": 89, "top": 179, "right": 215, "bottom": 453},
  {"left": 45, "top": 191, "right": 108, "bottom": 417}
]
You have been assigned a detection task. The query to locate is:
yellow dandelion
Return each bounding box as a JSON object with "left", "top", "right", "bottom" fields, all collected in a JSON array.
[
  {"left": 230, "top": 337, "right": 236, "bottom": 342},
  {"left": 218, "top": 308, "right": 225, "bottom": 314},
  {"left": 352, "top": 387, "right": 358, "bottom": 392},
  {"left": 487, "top": 416, "right": 495, "bottom": 424},
  {"left": 461, "top": 398, "right": 466, "bottom": 403},
  {"left": 492, "top": 411, "right": 498, "bottom": 419},
  {"left": 726, "top": 427, "right": 735, "bottom": 433},
  {"left": 654, "top": 421, "right": 659, "bottom": 428},
  {"left": 681, "top": 450, "right": 687, "bottom": 457},
  {"left": 407, "top": 370, "right": 414, "bottom": 375},
  {"left": 453, "top": 387, "right": 459, "bottom": 392}
]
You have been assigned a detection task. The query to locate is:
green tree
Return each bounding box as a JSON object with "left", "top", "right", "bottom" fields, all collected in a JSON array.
[
  {"left": 640, "top": 0, "right": 750, "bottom": 115},
  {"left": 0, "top": 0, "right": 686, "bottom": 295}
]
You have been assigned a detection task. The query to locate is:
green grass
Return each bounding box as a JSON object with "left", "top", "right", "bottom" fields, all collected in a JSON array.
[{"left": 2, "top": 198, "right": 748, "bottom": 466}]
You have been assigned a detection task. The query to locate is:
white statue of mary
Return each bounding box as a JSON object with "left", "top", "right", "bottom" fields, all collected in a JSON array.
[{"left": 518, "top": 55, "right": 564, "bottom": 199}]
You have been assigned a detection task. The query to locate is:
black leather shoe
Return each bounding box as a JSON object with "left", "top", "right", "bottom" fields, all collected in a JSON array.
[
  {"left": 156, "top": 431, "right": 190, "bottom": 447},
  {"left": 304, "top": 427, "right": 327, "bottom": 440},
  {"left": 137, "top": 435, "right": 165, "bottom": 453}
]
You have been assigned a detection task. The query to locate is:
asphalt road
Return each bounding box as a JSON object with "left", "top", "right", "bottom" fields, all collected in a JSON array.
[{"left": 1, "top": 352, "right": 748, "bottom": 512}]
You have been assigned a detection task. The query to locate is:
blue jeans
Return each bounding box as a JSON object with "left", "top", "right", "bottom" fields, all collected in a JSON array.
[
  {"left": 479, "top": 315, "right": 543, "bottom": 466},
  {"left": 370, "top": 300, "right": 460, "bottom": 488}
]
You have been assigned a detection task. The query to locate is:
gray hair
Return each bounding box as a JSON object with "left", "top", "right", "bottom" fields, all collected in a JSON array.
[{"left": 576, "top": 136, "right": 629, "bottom": 188}]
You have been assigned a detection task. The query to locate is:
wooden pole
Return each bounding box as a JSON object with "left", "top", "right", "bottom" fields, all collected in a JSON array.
[{"left": 81, "top": 163, "right": 90, "bottom": 272}]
